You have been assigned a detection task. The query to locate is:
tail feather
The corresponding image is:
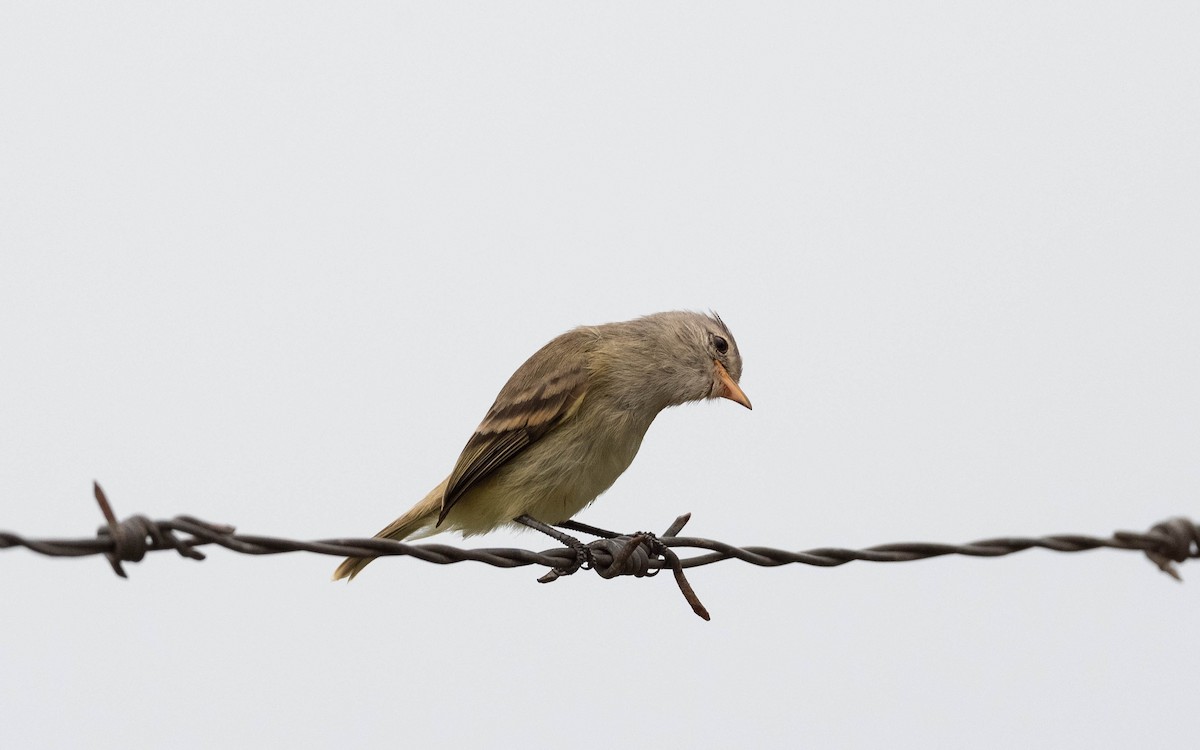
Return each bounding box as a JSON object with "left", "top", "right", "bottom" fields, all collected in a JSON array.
[
  {"left": 332, "top": 480, "right": 446, "bottom": 582},
  {"left": 332, "top": 554, "right": 377, "bottom": 582}
]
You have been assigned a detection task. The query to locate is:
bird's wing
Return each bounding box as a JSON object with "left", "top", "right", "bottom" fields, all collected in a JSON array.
[{"left": 438, "top": 337, "right": 591, "bottom": 525}]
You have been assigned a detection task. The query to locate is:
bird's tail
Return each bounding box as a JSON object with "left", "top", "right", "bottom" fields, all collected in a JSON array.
[{"left": 332, "top": 479, "right": 447, "bottom": 582}]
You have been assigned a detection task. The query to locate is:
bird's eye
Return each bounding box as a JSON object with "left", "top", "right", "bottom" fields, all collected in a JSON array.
[{"left": 712, "top": 335, "right": 729, "bottom": 355}]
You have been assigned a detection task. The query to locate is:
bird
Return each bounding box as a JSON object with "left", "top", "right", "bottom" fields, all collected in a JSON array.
[{"left": 333, "top": 310, "right": 751, "bottom": 581}]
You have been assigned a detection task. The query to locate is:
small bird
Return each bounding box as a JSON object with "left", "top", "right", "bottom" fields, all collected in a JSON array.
[{"left": 333, "top": 310, "right": 751, "bottom": 581}]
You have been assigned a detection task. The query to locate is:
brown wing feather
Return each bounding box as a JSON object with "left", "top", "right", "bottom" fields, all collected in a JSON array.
[{"left": 438, "top": 335, "right": 591, "bottom": 525}]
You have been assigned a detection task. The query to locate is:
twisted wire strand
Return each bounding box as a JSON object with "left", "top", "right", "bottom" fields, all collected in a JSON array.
[{"left": 1, "top": 483, "right": 1196, "bottom": 620}]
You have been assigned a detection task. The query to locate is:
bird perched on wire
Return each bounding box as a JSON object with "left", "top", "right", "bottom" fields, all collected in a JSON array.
[{"left": 333, "top": 310, "right": 751, "bottom": 581}]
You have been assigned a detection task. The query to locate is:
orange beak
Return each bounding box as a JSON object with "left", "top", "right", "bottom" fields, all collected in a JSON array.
[{"left": 713, "top": 360, "right": 752, "bottom": 410}]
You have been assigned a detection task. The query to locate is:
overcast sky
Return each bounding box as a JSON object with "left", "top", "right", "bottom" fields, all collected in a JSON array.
[{"left": 2, "top": 3, "right": 1197, "bottom": 747}]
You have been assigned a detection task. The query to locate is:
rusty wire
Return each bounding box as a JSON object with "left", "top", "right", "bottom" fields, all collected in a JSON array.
[{"left": 1, "top": 483, "right": 1196, "bottom": 620}]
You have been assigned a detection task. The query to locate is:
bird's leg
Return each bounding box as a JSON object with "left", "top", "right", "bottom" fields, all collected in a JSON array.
[
  {"left": 514, "top": 514, "right": 594, "bottom": 582},
  {"left": 514, "top": 514, "right": 583, "bottom": 547},
  {"left": 555, "top": 519, "right": 622, "bottom": 539},
  {"left": 558, "top": 512, "right": 692, "bottom": 541}
]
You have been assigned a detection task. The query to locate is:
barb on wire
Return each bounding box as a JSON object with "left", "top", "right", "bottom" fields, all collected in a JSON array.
[{"left": 0, "top": 483, "right": 1196, "bottom": 621}]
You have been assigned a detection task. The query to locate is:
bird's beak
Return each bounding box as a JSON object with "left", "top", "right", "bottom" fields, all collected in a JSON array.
[{"left": 713, "top": 360, "right": 752, "bottom": 410}]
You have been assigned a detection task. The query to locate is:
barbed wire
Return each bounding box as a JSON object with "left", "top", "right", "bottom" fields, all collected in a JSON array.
[{"left": 1, "top": 483, "right": 1196, "bottom": 620}]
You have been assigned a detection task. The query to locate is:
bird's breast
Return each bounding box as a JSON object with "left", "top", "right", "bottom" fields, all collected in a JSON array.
[{"left": 491, "top": 404, "right": 652, "bottom": 524}]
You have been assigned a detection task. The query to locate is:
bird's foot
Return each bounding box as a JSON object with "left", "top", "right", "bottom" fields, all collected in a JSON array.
[
  {"left": 536, "top": 539, "right": 593, "bottom": 583},
  {"left": 513, "top": 514, "right": 594, "bottom": 583}
]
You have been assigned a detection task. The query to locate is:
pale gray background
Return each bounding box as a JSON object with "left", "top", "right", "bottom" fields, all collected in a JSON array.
[{"left": 2, "top": 2, "right": 1197, "bottom": 747}]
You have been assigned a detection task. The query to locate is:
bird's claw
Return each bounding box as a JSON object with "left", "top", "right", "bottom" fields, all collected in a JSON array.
[
  {"left": 537, "top": 538, "right": 594, "bottom": 583},
  {"left": 632, "top": 532, "right": 664, "bottom": 577}
]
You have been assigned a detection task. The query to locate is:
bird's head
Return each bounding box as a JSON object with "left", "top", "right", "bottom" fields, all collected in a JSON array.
[{"left": 604, "top": 310, "right": 751, "bottom": 412}]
